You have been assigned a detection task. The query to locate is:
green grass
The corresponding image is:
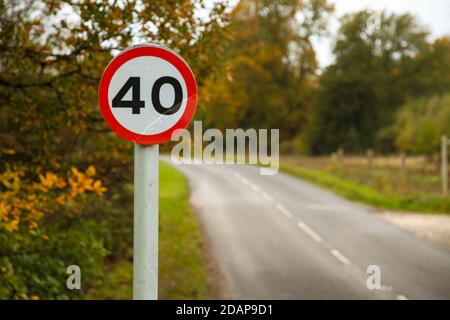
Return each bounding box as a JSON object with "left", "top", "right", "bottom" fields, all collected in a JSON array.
[
  {"left": 281, "top": 164, "right": 450, "bottom": 214},
  {"left": 87, "top": 162, "right": 213, "bottom": 299}
]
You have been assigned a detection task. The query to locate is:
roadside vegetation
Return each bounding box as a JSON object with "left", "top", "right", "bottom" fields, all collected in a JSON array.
[
  {"left": 281, "top": 156, "right": 450, "bottom": 214},
  {"left": 0, "top": 0, "right": 229, "bottom": 299},
  {"left": 87, "top": 162, "right": 213, "bottom": 300},
  {"left": 281, "top": 93, "right": 450, "bottom": 215}
]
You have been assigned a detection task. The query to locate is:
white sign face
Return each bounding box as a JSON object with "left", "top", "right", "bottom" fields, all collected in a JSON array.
[
  {"left": 99, "top": 44, "right": 197, "bottom": 144},
  {"left": 108, "top": 56, "right": 188, "bottom": 135}
]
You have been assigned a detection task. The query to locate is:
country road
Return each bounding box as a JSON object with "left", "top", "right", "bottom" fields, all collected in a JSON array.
[{"left": 168, "top": 160, "right": 450, "bottom": 299}]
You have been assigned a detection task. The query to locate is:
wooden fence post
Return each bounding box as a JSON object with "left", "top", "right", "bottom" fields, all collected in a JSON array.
[
  {"left": 367, "top": 149, "right": 373, "bottom": 170},
  {"left": 442, "top": 135, "right": 448, "bottom": 196},
  {"left": 400, "top": 152, "right": 406, "bottom": 171},
  {"left": 337, "top": 148, "right": 344, "bottom": 168}
]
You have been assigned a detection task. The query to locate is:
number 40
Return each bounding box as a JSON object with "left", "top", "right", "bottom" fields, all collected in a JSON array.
[{"left": 112, "top": 76, "right": 183, "bottom": 115}]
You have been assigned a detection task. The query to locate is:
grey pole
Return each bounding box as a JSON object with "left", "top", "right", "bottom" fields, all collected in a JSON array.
[{"left": 133, "top": 143, "right": 159, "bottom": 299}]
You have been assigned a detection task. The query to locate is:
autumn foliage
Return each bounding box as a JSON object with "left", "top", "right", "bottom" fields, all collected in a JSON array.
[{"left": 0, "top": 0, "right": 229, "bottom": 299}]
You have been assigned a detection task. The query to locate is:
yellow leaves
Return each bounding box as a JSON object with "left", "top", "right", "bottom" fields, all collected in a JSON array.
[
  {"left": 1, "top": 148, "right": 16, "bottom": 155},
  {"left": 86, "top": 166, "right": 96, "bottom": 177},
  {"left": 39, "top": 172, "right": 66, "bottom": 190},
  {"left": 28, "top": 220, "right": 38, "bottom": 229},
  {"left": 70, "top": 167, "right": 81, "bottom": 177},
  {"left": 1, "top": 168, "right": 23, "bottom": 191},
  {"left": 0, "top": 202, "right": 11, "bottom": 221},
  {"left": 30, "top": 295, "right": 40, "bottom": 300},
  {"left": 68, "top": 166, "right": 107, "bottom": 198},
  {"left": 1, "top": 165, "right": 106, "bottom": 235},
  {"left": 5, "top": 218, "right": 19, "bottom": 232},
  {"left": 55, "top": 195, "right": 66, "bottom": 205},
  {"left": 92, "top": 180, "right": 107, "bottom": 196},
  {"left": 28, "top": 221, "right": 38, "bottom": 235}
]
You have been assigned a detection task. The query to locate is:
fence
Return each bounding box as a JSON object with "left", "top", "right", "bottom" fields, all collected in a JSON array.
[{"left": 330, "top": 135, "right": 449, "bottom": 196}]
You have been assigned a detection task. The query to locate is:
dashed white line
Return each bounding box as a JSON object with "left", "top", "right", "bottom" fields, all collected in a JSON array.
[
  {"left": 307, "top": 204, "right": 351, "bottom": 212},
  {"left": 297, "top": 221, "right": 323, "bottom": 243},
  {"left": 241, "top": 177, "right": 251, "bottom": 186},
  {"left": 229, "top": 170, "right": 405, "bottom": 299},
  {"left": 261, "top": 192, "right": 274, "bottom": 203},
  {"left": 331, "top": 249, "right": 351, "bottom": 266},
  {"left": 380, "top": 285, "right": 393, "bottom": 292},
  {"left": 275, "top": 203, "right": 293, "bottom": 219}
]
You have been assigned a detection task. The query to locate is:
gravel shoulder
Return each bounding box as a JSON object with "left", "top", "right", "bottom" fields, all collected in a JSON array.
[{"left": 380, "top": 211, "right": 450, "bottom": 248}]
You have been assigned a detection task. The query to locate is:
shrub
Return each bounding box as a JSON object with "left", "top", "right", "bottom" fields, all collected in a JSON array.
[{"left": 395, "top": 93, "right": 450, "bottom": 154}]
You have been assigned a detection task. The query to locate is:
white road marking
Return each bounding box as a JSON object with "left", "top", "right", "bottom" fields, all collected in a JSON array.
[
  {"left": 241, "top": 177, "right": 251, "bottom": 186},
  {"left": 228, "top": 169, "right": 404, "bottom": 298},
  {"left": 275, "top": 203, "right": 293, "bottom": 219},
  {"left": 307, "top": 204, "right": 351, "bottom": 212},
  {"left": 261, "top": 192, "right": 274, "bottom": 203},
  {"left": 297, "top": 221, "right": 323, "bottom": 243},
  {"left": 331, "top": 249, "right": 351, "bottom": 266},
  {"left": 380, "top": 285, "right": 393, "bottom": 292}
]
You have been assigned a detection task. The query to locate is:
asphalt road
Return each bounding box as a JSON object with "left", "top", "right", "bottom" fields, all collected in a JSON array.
[{"left": 170, "top": 161, "right": 450, "bottom": 299}]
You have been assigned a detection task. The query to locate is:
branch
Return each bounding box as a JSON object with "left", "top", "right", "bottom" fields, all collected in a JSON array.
[{"left": 0, "top": 66, "right": 82, "bottom": 89}]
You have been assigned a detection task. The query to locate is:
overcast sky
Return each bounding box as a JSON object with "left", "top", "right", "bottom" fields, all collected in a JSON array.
[{"left": 314, "top": 0, "right": 450, "bottom": 67}]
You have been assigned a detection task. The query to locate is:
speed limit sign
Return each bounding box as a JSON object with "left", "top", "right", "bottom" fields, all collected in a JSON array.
[
  {"left": 98, "top": 43, "right": 197, "bottom": 301},
  {"left": 98, "top": 43, "right": 197, "bottom": 144}
]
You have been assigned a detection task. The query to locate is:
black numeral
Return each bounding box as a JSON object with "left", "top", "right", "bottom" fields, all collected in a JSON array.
[
  {"left": 112, "top": 77, "right": 145, "bottom": 114},
  {"left": 112, "top": 76, "right": 183, "bottom": 115},
  {"left": 152, "top": 76, "right": 183, "bottom": 115}
]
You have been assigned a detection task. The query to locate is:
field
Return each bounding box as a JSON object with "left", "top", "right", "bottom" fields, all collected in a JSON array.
[
  {"left": 281, "top": 155, "right": 450, "bottom": 214},
  {"left": 87, "top": 162, "right": 215, "bottom": 299}
]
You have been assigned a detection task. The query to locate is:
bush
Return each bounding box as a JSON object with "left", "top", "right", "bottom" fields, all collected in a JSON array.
[
  {"left": 395, "top": 93, "right": 450, "bottom": 154},
  {"left": 0, "top": 166, "right": 116, "bottom": 299}
]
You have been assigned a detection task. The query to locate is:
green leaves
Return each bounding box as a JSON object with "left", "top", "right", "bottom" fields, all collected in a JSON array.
[{"left": 395, "top": 93, "right": 450, "bottom": 154}]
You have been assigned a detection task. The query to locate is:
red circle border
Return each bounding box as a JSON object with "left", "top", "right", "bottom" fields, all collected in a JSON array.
[{"left": 98, "top": 45, "right": 197, "bottom": 144}]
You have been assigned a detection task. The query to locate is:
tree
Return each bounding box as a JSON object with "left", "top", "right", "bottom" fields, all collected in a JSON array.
[
  {"left": 0, "top": 0, "right": 229, "bottom": 299},
  {"left": 395, "top": 93, "right": 450, "bottom": 154},
  {"left": 305, "top": 10, "right": 431, "bottom": 154},
  {"left": 401, "top": 37, "right": 450, "bottom": 98},
  {"left": 199, "top": 0, "right": 333, "bottom": 141}
]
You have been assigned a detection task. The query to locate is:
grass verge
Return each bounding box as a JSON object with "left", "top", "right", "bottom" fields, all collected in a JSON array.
[
  {"left": 87, "top": 161, "right": 213, "bottom": 299},
  {"left": 281, "top": 164, "right": 450, "bottom": 214}
]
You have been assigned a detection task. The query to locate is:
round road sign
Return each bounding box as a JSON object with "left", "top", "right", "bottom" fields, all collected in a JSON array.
[{"left": 98, "top": 43, "right": 197, "bottom": 144}]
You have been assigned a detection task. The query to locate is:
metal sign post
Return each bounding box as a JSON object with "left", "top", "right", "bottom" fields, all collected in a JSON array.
[
  {"left": 133, "top": 144, "right": 159, "bottom": 299},
  {"left": 98, "top": 43, "right": 197, "bottom": 300}
]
